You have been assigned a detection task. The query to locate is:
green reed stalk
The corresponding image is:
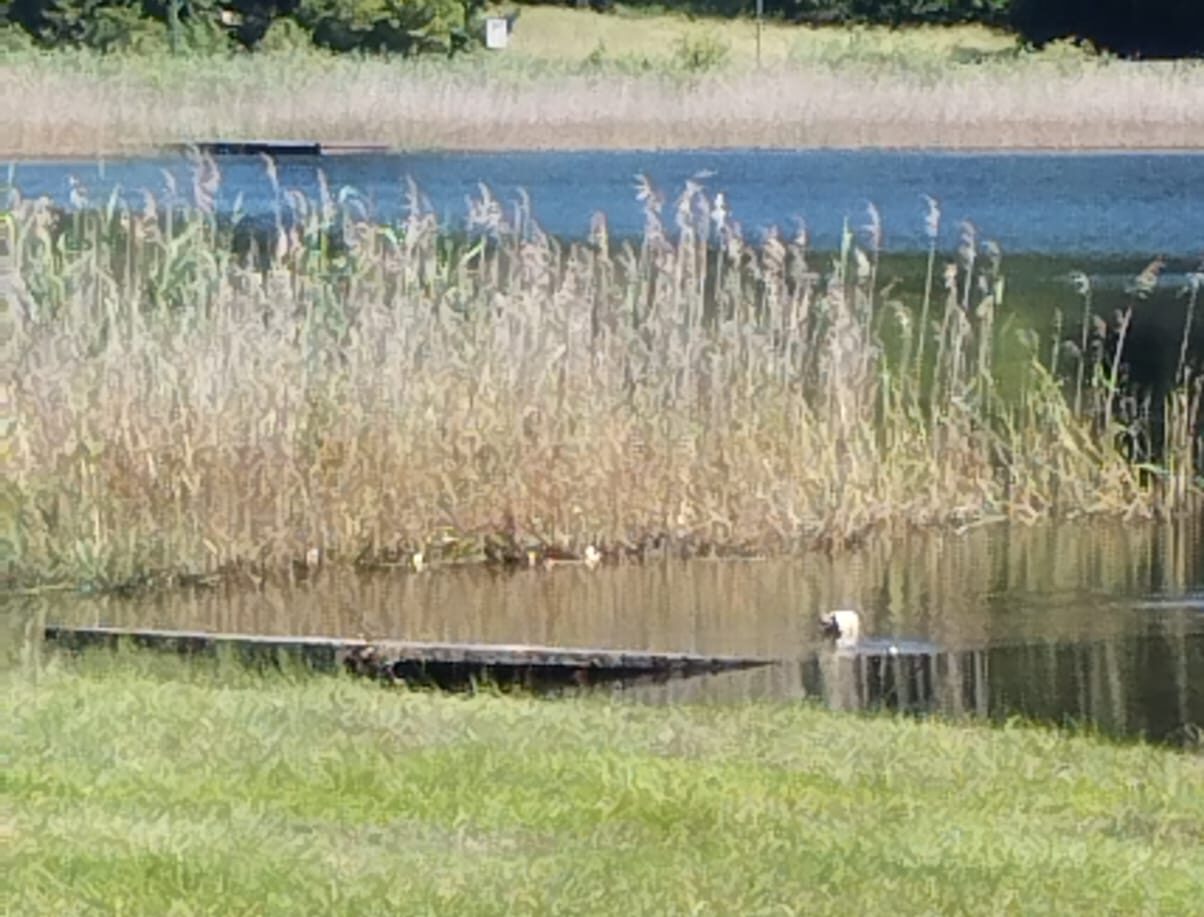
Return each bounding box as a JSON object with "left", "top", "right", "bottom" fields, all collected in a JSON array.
[
  {"left": 1049, "top": 309, "right": 1063, "bottom": 377},
  {"left": 1071, "top": 272, "right": 1092, "bottom": 418},
  {"left": 1103, "top": 306, "right": 1132, "bottom": 434},
  {"left": 1175, "top": 275, "right": 1200, "bottom": 387},
  {"left": 912, "top": 197, "right": 940, "bottom": 396}
]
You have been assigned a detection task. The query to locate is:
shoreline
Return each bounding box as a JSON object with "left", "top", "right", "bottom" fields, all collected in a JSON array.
[
  {"left": 6, "top": 141, "right": 1204, "bottom": 160},
  {"left": 4, "top": 56, "right": 1203, "bottom": 160}
]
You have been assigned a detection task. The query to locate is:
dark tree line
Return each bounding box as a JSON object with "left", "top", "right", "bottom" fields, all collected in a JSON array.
[
  {"left": 2, "top": 0, "right": 1201, "bottom": 57},
  {"left": 1, "top": 0, "right": 485, "bottom": 53},
  {"left": 606, "top": 0, "right": 1204, "bottom": 56},
  {"left": 1009, "top": 0, "right": 1204, "bottom": 59}
]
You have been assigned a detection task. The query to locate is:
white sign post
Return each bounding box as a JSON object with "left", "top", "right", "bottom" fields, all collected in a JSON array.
[{"left": 486, "top": 18, "right": 509, "bottom": 50}]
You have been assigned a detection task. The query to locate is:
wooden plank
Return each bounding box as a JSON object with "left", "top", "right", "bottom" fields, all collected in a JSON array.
[
  {"left": 318, "top": 142, "right": 392, "bottom": 155},
  {"left": 173, "top": 140, "right": 323, "bottom": 157},
  {"left": 169, "top": 140, "right": 390, "bottom": 157},
  {"left": 42, "top": 625, "right": 773, "bottom": 690}
]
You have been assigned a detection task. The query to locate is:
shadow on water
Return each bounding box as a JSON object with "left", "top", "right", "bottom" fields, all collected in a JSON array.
[
  {"left": 782, "top": 623, "right": 1203, "bottom": 748},
  {"left": 5, "top": 520, "right": 1204, "bottom": 746}
]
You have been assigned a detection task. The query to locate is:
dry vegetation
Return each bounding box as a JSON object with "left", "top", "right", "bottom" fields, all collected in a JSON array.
[
  {"left": 4, "top": 157, "right": 1201, "bottom": 589},
  {"left": 1, "top": 11, "right": 1203, "bottom": 156}
]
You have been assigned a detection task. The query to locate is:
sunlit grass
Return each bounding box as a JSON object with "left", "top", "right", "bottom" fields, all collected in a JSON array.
[
  {"left": 3, "top": 656, "right": 1203, "bottom": 915},
  {"left": 501, "top": 6, "right": 1019, "bottom": 66}
]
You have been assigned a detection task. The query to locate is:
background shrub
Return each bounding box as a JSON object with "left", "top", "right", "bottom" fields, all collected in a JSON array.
[
  {"left": 254, "top": 13, "right": 312, "bottom": 49},
  {"left": 4, "top": 0, "right": 1204, "bottom": 58},
  {"left": 4, "top": 0, "right": 480, "bottom": 54},
  {"left": 294, "top": 0, "right": 474, "bottom": 54},
  {"left": 673, "top": 29, "right": 729, "bottom": 71},
  {"left": 23, "top": 0, "right": 169, "bottom": 50}
]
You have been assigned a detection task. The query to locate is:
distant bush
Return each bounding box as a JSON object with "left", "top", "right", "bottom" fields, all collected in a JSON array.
[
  {"left": 294, "top": 0, "right": 475, "bottom": 54},
  {"left": 0, "top": 23, "right": 37, "bottom": 51},
  {"left": 597, "top": 1, "right": 1012, "bottom": 27},
  {"left": 673, "top": 29, "right": 729, "bottom": 71},
  {"left": 791, "top": 1, "right": 1010, "bottom": 26},
  {"left": 19, "top": 0, "right": 169, "bottom": 51},
  {"left": 174, "top": 5, "right": 237, "bottom": 52},
  {"left": 255, "top": 14, "right": 313, "bottom": 50},
  {"left": 216, "top": 1, "right": 297, "bottom": 48},
  {"left": 5, "top": 0, "right": 1204, "bottom": 59},
  {"left": 4, "top": 0, "right": 481, "bottom": 54}
]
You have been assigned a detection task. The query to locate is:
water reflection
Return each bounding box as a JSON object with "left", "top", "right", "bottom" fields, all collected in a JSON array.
[
  {"left": 641, "top": 619, "right": 1204, "bottom": 747},
  {"left": 5, "top": 521, "right": 1204, "bottom": 745}
]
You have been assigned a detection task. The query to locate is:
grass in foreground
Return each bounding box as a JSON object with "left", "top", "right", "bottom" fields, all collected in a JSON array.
[
  {"left": 2, "top": 655, "right": 1203, "bottom": 915},
  {"left": 1, "top": 9, "right": 1203, "bottom": 155}
]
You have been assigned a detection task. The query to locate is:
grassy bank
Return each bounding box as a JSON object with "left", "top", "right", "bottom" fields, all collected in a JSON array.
[
  {"left": 3, "top": 656, "right": 1203, "bottom": 915},
  {"left": 500, "top": 6, "right": 1020, "bottom": 65},
  {"left": 6, "top": 167, "right": 1201, "bottom": 590},
  {"left": 2, "top": 9, "right": 1203, "bottom": 155}
]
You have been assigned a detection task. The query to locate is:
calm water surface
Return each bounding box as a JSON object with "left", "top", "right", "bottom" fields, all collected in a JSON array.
[
  {"left": 7, "top": 148, "right": 1204, "bottom": 742},
  {"left": 6, "top": 149, "right": 1204, "bottom": 256},
  {"left": 7, "top": 522, "right": 1204, "bottom": 745}
]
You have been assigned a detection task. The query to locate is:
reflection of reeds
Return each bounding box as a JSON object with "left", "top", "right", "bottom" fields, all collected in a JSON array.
[
  {"left": 19, "top": 517, "right": 1200, "bottom": 656},
  {"left": 5, "top": 171, "right": 1200, "bottom": 588}
]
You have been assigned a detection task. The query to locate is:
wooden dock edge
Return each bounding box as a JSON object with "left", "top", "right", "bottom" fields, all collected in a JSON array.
[
  {"left": 167, "top": 141, "right": 392, "bottom": 157},
  {"left": 41, "top": 625, "right": 775, "bottom": 691}
]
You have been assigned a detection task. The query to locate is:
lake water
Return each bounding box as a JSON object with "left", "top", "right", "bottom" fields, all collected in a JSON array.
[
  {"left": 7, "top": 521, "right": 1204, "bottom": 746},
  {"left": 5, "top": 148, "right": 1204, "bottom": 256},
  {"left": 6, "top": 147, "right": 1204, "bottom": 746}
]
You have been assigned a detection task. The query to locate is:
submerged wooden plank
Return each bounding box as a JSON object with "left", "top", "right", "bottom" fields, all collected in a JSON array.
[
  {"left": 318, "top": 142, "right": 392, "bottom": 155},
  {"left": 42, "top": 624, "right": 773, "bottom": 690},
  {"left": 173, "top": 140, "right": 323, "bottom": 157},
  {"left": 169, "top": 140, "right": 390, "bottom": 157}
]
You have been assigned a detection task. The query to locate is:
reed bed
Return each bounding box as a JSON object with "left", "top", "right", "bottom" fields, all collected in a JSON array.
[
  {"left": 4, "top": 161, "right": 1201, "bottom": 589},
  {"left": 2, "top": 43, "right": 1203, "bottom": 156}
]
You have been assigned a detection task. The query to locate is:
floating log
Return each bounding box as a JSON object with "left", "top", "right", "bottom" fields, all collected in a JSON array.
[
  {"left": 170, "top": 140, "right": 391, "bottom": 158},
  {"left": 42, "top": 625, "right": 772, "bottom": 691},
  {"left": 177, "top": 140, "right": 321, "bottom": 157},
  {"left": 318, "top": 142, "right": 392, "bottom": 156}
]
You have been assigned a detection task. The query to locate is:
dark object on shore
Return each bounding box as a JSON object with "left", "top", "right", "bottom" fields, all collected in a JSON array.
[
  {"left": 170, "top": 141, "right": 390, "bottom": 158},
  {"left": 42, "top": 624, "right": 772, "bottom": 692}
]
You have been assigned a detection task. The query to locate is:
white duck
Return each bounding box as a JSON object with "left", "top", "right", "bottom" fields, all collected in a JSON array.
[
  {"left": 818, "top": 609, "right": 938, "bottom": 659},
  {"left": 818, "top": 609, "right": 863, "bottom": 650}
]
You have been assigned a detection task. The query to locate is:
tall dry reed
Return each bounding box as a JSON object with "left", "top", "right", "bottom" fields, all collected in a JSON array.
[
  {"left": 2, "top": 50, "right": 1204, "bottom": 156},
  {"left": 4, "top": 161, "right": 1199, "bottom": 589}
]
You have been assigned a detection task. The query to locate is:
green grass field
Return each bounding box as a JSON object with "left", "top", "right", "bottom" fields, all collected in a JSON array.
[
  {"left": 498, "top": 5, "right": 1020, "bottom": 66},
  {"left": 3, "top": 654, "right": 1203, "bottom": 915}
]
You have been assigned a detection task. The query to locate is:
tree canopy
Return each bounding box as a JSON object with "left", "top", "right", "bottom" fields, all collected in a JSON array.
[{"left": 2, "top": 0, "right": 1201, "bottom": 57}]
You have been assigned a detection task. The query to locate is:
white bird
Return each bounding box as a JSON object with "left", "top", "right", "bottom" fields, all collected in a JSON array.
[{"left": 818, "top": 609, "right": 863, "bottom": 650}]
